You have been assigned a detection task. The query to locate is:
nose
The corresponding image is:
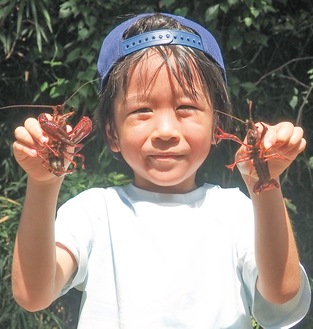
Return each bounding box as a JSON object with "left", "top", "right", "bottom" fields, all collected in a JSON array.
[{"left": 151, "top": 111, "right": 180, "bottom": 142}]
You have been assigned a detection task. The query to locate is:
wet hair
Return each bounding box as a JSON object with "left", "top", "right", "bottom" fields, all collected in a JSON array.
[{"left": 95, "top": 13, "right": 232, "bottom": 153}]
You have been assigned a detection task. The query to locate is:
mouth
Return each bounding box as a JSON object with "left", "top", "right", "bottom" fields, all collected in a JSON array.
[{"left": 148, "top": 153, "right": 184, "bottom": 161}]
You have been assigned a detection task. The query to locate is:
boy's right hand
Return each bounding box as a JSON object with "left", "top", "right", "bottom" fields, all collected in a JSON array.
[{"left": 13, "top": 116, "right": 62, "bottom": 183}]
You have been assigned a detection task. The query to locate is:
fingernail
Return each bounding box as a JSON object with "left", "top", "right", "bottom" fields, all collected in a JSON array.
[
  {"left": 264, "top": 140, "right": 272, "bottom": 149},
  {"left": 40, "top": 136, "right": 48, "bottom": 144}
]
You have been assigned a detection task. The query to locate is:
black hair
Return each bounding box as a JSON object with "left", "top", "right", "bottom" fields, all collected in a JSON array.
[{"left": 95, "top": 13, "right": 232, "bottom": 157}]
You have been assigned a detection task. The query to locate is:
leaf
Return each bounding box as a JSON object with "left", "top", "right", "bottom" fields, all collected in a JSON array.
[
  {"left": 77, "top": 67, "right": 97, "bottom": 81},
  {"left": 66, "top": 48, "right": 81, "bottom": 63},
  {"left": 228, "top": 0, "right": 239, "bottom": 5},
  {"left": 30, "top": 0, "right": 43, "bottom": 52},
  {"left": 284, "top": 198, "right": 298, "bottom": 214},
  {"left": 289, "top": 95, "right": 298, "bottom": 109},
  {"left": 205, "top": 5, "right": 220, "bottom": 21},
  {"left": 0, "top": 231, "right": 8, "bottom": 239},
  {"left": 162, "top": 0, "right": 175, "bottom": 7},
  {"left": 37, "top": 24, "right": 48, "bottom": 43},
  {"left": 39, "top": 1, "right": 53, "bottom": 33},
  {"left": 240, "top": 82, "right": 257, "bottom": 93},
  {"left": 40, "top": 81, "right": 49, "bottom": 92},
  {"left": 78, "top": 27, "right": 89, "bottom": 40},
  {"left": 309, "top": 157, "right": 313, "bottom": 170},
  {"left": 59, "top": 1, "right": 74, "bottom": 18},
  {"left": 228, "top": 33, "right": 243, "bottom": 49},
  {"left": 174, "top": 7, "right": 188, "bottom": 17},
  {"left": 308, "top": 68, "right": 313, "bottom": 83},
  {"left": 43, "top": 60, "right": 63, "bottom": 67},
  {"left": 244, "top": 17, "right": 253, "bottom": 27},
  {"left": 0, "top": 0, "right": 16, "bottom": 21},
  {"left": 0, "top": 34, "right": 10, "bottom": 55},
  {"left": 16, "top": 0, "right": 25, "bottom": 37},
  {"left": 250, "top": 6, "right": 260, "bottom": 18},
  {"left": 246, "top": 31, "right": 268, "bottom": 46}
]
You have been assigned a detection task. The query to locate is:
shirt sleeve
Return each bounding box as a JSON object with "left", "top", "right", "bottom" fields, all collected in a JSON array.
[
  {"left": 232, "top": 189, "right": 311, "bottom": 328},
  {"left": 54, "top": 190, "right": 96, "bottom": 295},
  {"left": 252, "top": 264, "right": 311, "bottom": 328}
]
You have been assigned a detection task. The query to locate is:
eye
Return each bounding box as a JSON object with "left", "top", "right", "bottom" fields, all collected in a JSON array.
[
  {"left": 176, "top": 105, "right": 199, "bottom": 116},
  {"left": 177, "top": 105, "right": 198, "bottom": 111},
  {"left": 127, "top": 108, "right": 153, "bottom": 120},
  {"left": 126, "top": 107, "right": 152, "bottom": 115},
  {"left": 132, "top": 108, "right": 152, "bottom": 114}
]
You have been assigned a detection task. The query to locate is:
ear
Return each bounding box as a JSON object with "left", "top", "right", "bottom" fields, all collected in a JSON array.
[
  {"left": 105, "top": 124, "right": 120, "bottom": 152},
  {"left": 212, "top": 114, "right": 221, "bottom": 145}
]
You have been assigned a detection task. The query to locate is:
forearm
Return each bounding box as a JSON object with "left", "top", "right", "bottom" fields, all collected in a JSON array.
[
  {"left": 12, "top": 176, "right": 63, "bottom": 311},
  {"left": 246, "top": 179, "right": 300, "bottom": 304}
]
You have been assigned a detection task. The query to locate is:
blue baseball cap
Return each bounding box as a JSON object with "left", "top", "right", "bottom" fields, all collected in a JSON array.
[{"left": 97, "top": 13, "right": 226, "bottom": 88}]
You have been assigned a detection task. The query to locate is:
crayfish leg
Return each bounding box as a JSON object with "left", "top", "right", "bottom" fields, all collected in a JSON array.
[
  {"left": 72, "top": 152, "right": 86, "bottom": 169},
  {"left": 263, "top": 151, "right": 285, "bottom": 162},
  {"left": 42, "top": 142, "right": 61, "bottom": 157},
  {"left": 226, "top": 154, "right": 251, "bottom": 171},
  {"left": 63, "top": 150, "right": 86, "bottom": 170},
  {"left": 214, "top": 126, "right": 248, "bottom": 146},
  {"left": 226, "top": 163, "right": 236, "bottom": 171}
]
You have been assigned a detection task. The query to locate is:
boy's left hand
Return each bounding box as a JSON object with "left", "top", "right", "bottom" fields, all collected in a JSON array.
[{"left": 235, "top": 121, "right": 306, "bottom": 183}]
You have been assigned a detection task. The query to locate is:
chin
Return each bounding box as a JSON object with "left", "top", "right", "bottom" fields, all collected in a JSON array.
[{"left": 136, "top": 176, "right": 197, "bottom": 193}]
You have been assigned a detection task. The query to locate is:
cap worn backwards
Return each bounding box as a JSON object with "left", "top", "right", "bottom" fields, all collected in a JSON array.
[{"left": 97, "top": 13, "right": 226, "bottom": 88}]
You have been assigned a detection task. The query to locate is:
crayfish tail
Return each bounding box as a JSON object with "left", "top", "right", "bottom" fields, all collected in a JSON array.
[{"left": 253, "top": 178, "right": 280, "bottom": 195}]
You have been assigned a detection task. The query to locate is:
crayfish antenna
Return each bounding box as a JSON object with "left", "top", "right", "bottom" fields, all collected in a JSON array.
[{"left": 246, "top": 99, "right": 253, "bottom": 120}]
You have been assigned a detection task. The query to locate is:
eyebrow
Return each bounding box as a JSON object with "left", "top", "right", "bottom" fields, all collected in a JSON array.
[
  {"left": 121, "top": 94, "right": 212, "bottom": 115},
  {"left": 125, "top": 94, "right": 149, "bottom": 103}
]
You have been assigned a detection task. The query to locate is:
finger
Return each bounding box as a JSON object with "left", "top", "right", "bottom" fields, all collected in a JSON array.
[
  {"left": 273, "top": 122, "right": 295, "bottom": 144},
  {"left": 66, "top": 124, "right": 73, "bottom": 133},
  {"left": 278, "top": 127, "right": 306, "bottom": 159},
  {"left": 254, "top": 122, "right": 278, "bottom": 149},
  {"left": 261, "top": 122, "right": 295, "bottom": 149},
  {"left": 14, "top": 125, "right": 38, "bottom": 148},
  {"left": 13, "top": 140, "right": 38, "bottom": 159},
  {"left": 288, "top": 126, "right": 305, "bottom": 148},
  {"left": 24, "top": 117, "right": 49, "bottom": 144}
]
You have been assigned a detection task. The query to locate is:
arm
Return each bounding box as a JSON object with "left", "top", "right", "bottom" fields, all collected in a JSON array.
[
  {"left": 248, "top": 185, "right": 300, "bottom": 304},
  {"left": 237, "top": 122, "right": 306, "bottom": 304},
  {"left": 12, "top": 117, "right": 77, "bottom": 312}
]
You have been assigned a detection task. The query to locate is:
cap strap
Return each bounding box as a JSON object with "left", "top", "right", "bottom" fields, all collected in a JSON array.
[{"left": 122, "top": 29, "right": 204, "bottom": 56}]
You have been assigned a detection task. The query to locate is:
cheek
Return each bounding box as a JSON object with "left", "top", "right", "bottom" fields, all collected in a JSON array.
[
  {"left": 194, "top": 136, "right": 212, "bottom": 158},
  {"left": 186, "top": 123, "right": 213, "bottom": 145},
  {"left": 118, "top": 125, "right": 148, "bottom": 153}
]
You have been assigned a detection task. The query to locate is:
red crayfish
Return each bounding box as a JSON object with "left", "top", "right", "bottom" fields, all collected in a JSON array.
[
  {"left": 1, "top": 82, "right": 94, "bottom": 176},
  {"left": 215, "top": 100, "right": 280, "bottom": 195},
  {"left": 36, "top": 105, "right": 92, "bottom": 176}
]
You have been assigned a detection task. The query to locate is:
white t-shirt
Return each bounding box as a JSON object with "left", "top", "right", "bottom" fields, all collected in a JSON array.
[{"left": 55, "top": 183, "right": 311, "bottom": 329}]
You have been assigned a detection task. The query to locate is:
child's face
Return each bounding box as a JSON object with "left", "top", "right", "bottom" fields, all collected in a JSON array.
[{"left": 108, "top": 50, "right": 214, "bottom": 193}]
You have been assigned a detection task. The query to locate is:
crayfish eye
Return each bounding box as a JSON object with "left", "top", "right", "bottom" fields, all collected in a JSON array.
[
  {"left": 247, "top": 129, "right": 258, "bottom": 145},
  {"left": 247, "top": 136, "right": 254, "bottom": 144}
]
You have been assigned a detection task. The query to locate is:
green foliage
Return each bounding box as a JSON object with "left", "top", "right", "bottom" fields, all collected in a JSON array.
[
  {"left": 1, "top": 0, "right": 312, "bottom": 328},
  {"left": 0, "top": 196, "right": 66, "bottom": 329}
]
